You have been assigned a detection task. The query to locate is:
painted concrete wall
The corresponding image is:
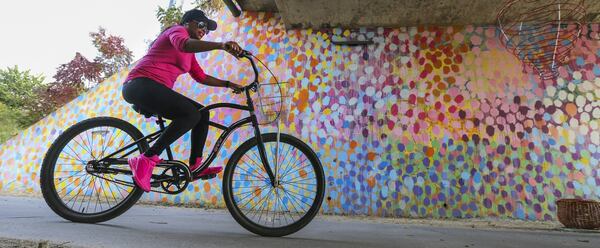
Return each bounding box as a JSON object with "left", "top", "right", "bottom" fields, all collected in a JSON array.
[{"left": 0, "top": 12, "right": 599, "bottom": 220}]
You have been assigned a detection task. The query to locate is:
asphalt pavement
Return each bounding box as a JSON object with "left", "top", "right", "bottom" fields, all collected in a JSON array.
[{"left": 0, "top": 196, "right": 598, "bottom": 248}]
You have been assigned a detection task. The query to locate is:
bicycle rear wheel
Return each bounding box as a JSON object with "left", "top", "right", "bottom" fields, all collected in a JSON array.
[
  {"left": 223, "top": 133, "right": 325, "bottom": 237},
  {"left": 40, "top": 117, "right": 148, "bottom": 223}
]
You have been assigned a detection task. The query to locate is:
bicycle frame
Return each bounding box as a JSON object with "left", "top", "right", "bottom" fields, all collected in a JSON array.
[{"left": 96, "top": 53, "right": 278, "bottom": 186}]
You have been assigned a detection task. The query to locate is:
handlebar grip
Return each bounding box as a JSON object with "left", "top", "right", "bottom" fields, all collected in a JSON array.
[{"left": 240, "top": 50, "right": 252, "bottom": 57}]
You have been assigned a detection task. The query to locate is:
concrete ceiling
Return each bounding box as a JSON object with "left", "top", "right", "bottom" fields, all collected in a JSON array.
[{"left": 232, "top": 0, "right": 600, "bottom": 29}]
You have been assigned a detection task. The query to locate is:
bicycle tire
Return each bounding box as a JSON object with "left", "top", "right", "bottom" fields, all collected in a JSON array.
[
  {"left": 40, "top": 117, "right": 148, "bottom": 223},
  {"left": 223, "top": 133, "right": 325, "bottom": 237}
]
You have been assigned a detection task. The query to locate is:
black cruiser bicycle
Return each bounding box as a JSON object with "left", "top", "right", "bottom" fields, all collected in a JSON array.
[{"left": 39, "top": 50, "right": 325, "bottom": 237}]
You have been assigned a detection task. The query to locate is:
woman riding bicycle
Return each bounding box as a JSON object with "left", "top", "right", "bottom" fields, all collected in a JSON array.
[{"left": 122, "top": 9, "right": 243, "bottom": 192}]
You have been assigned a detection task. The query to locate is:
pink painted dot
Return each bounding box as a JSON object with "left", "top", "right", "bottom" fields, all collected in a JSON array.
[
  {"left": 507, "top": 113, "right": 516, "bottom": 123},
  {"left": 481, "top": 102, "right": 490, "bottom": 113},
  {"left": 448, "top": 105, "right": 457, "bottom": 113},
  {"left": 491, "top": 108, "right": 499, "bottom": 117},
  {"left": 391, "top": 104, "right": 398, "bottom": 116},
  {"left": 387, "top": 120, "right": 395, "bottom": 130},
  {"left": 470, "top": 35, "right": 482, "bottom": 46},
  {"left": 455, "top": 95, "right": 464, "bottom": 104}
]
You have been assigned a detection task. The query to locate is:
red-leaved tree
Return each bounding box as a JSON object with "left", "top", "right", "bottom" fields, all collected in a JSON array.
[
  {"left": 91, "top": 27, "right": 133, "bottom": 79},
  {"left": 42, "top": 27, "right": 133, "bottom": 111}
]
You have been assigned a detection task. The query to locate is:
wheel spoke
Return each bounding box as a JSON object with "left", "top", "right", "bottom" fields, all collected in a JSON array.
[
  {"left": 227, "top": 137, "right": 323, "bottom": 232},
  {"left": 46, "top": 121, "right": 145, "bottom": 217}
]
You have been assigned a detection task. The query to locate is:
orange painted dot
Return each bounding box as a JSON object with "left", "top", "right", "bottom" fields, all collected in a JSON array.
[
  {"left": 425, "top": 147, "right": 435, "bottom": 157},
  {"left": 564, "top": 102, "right": 577, "bottom": 117},
  {"left": 443, "top": 94, "right": 452, "bottom": 102},
  {"left": 254, "top": 187, "right": 262, "bottom": 197},
  {"left": 367, "top": 176, "right": 376, "bottom": 188},
  {"left": 367, "top": 152, "right": 376, "bottom": 161},
  {"left": 203, "top": 182, "right": 211, "bottom": 192},
  {"left": 350, "top": 140, "right": 358, "bottom": 149},
  {"left": 297, "top": 89, "right": 309, "bottom": 111},
  {"left": 447, "top": 76, "right": 456, "bottom": 84},
  {"left": 299, "top": 169, "right": 307, "bottom": 178}
]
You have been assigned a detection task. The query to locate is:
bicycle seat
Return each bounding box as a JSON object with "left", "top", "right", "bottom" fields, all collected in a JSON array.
[{"left": 131, "top": 105, "right": 156, "bottom": 118}]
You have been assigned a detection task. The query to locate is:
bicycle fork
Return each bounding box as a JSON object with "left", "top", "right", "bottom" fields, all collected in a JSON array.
[{"left": 250, "top": 115, "right": 277, "bottom": 187}]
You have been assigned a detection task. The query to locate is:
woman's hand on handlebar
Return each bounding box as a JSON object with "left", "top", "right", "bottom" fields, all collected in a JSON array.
[
  {"left": 222, "top": 41, "right": 243, "bottom": 57},
  {"left": 226, "top": 81, "right": 244, "bottom": 94}
]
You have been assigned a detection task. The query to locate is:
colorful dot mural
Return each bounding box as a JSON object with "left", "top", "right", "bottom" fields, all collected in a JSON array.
[{"left": 0, "top": 12, "right": 598, "bottom": 221}]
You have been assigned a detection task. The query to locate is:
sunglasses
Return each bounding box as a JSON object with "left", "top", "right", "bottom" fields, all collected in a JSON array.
[{"left": 195, "top": 21, "right": 209, "bottom": 34}]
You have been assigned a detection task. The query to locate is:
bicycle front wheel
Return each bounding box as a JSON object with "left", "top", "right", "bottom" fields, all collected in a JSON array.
[
  {"left": 223, "top": 133, "right": 325, "bottom": 237},
  {"left": 40, "top": 117, "right": 148, "bottom": 223}
]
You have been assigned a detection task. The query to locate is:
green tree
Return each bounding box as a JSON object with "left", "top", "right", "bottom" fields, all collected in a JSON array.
[
  {"left": 194, "top": 0, "right": 225, "bottom": 17},
  {"left": 0, "top": 66, "right": 45, "bottom": 109},
  {"left": 156, "top": 1, "right": 224, "bottom": 31},
  {"left": 0, "top": 102, "right": 21, "bottom": 143},
  {"left": 0, "top": 66, "right": 47, "bottom": 126},
  {"left": 156, "top": 5, "right": 184, "bottom": 31}
]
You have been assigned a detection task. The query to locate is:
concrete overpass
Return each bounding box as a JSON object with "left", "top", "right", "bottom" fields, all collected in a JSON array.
[{"left": 224, "top": 0, "right": 600, "bottom": 29}]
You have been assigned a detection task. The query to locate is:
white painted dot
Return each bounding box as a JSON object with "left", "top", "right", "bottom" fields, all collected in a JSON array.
[
  {"left": 554, "top": 99, "right": 563, "bottom": 107},
  {"left": 592, "top": 131, "right": 600, "bottom": 145},
  {"left": 568, "top": 93, "right": 574, "bottom": 102},
  {"left": 375, "top": 99, "right": 385, "bottom": 109},
  {"left": 400, "top": 56, "right": 410, "bottom": 64},
  {"left": 570, "top": 118, "right": 579, "bottom": 128},
  {"left": 581, "top": 112, "right": 591, "bottom": 123},
  {"left": 580, "top": 125, "right": 589, "bottom": 135},
  {"left": 383, "top": 86, "right": 392, "bottom": 94},
  {"left": 573, "top": 71, "right": 582, "bottom": 80},
  {"left": 558, "top": 90, "right": 567, "bottom": 100},
  {"left": 348, "top": 97, "right": 358, "bottom": 106},
  {"left": 312, "top": 101, "right": 321, "bottom": 112},
  {"left": 568, "top": 130, "right": 576, "bottom": 143},
  {"left": 568, "top": 82, "right": 576, "bottom": 92},
  {"left": 593, "top": 107, "right": 600, "bottom": 119},
  {"left": 331, "top": 103, "right": 339, "bottom": 111},
  {"left": 553, "top": 110, "right": 565, "bottom": 123},
  {"left": 366, "top": 86, "right": 375, "bottom": 96},
  {"left": 543, "top": 98, "right": 553, "bottom": 106},
  {"left": 546, "top": 86, "right": 556, "bottom": 97},
  {"left": 576, "top": 95, "right": 587, "bottom": 107},
  {"left": 378, "top": 75, "right": 386, "bottom": 84},
  {"left": 585, "top": 104, "right": 593, "bottom": 112},
  {"left": 586, "top": 93, "right": 595, "bottom": 102},
  {"left": 557, "top": 78, "right": 566, "bottom": 86},
  {"left": 580, "top": 81, "right": 594, "bottom": 92}
]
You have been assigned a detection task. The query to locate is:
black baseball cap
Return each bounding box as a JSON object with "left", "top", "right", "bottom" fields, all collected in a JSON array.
[{"left": 180, "top": 9, "right": 217, "bottom": 31}]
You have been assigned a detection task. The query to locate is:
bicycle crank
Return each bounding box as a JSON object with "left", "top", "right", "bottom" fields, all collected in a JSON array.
[{"left": 150, "top": 160, "right": 192, "bottom": 194}]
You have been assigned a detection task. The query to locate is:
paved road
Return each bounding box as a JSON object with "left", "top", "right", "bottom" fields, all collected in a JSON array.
[{"left": 0, "top": 196, "right": 598, "bottom": 248}]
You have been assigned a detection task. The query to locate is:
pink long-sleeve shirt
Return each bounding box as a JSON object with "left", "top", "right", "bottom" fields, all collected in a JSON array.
[{"left": 125, "top": 25, "right": 207, "bottom": 88}]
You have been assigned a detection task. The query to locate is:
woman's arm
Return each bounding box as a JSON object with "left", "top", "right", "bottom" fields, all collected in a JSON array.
[
  {"left": 201, "top": 75, "right": 243, "bottom": 93},
  {"left": 182, "top": 39, "right": 224, "bottom": 53},
  {"left": 183, "top": 39, "right": 243, "bottom": 56}
]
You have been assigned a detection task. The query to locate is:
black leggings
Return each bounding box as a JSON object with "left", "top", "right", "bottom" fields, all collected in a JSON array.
[{"left": 122, "top": 77, "right": 209, "bottom": 165}]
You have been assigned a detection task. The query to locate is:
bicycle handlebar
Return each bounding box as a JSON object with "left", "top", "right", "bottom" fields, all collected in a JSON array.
[{"left": 238, "top": 50, "right": 259, "bottom": 93}]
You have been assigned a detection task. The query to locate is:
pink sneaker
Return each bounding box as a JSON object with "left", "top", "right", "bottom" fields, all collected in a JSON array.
[
  {"left": 191, "top": 157, "right": 222, "bottom": 178},
  {"left": 128, "top": 154, "right": 161, "bottom": 192}
]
